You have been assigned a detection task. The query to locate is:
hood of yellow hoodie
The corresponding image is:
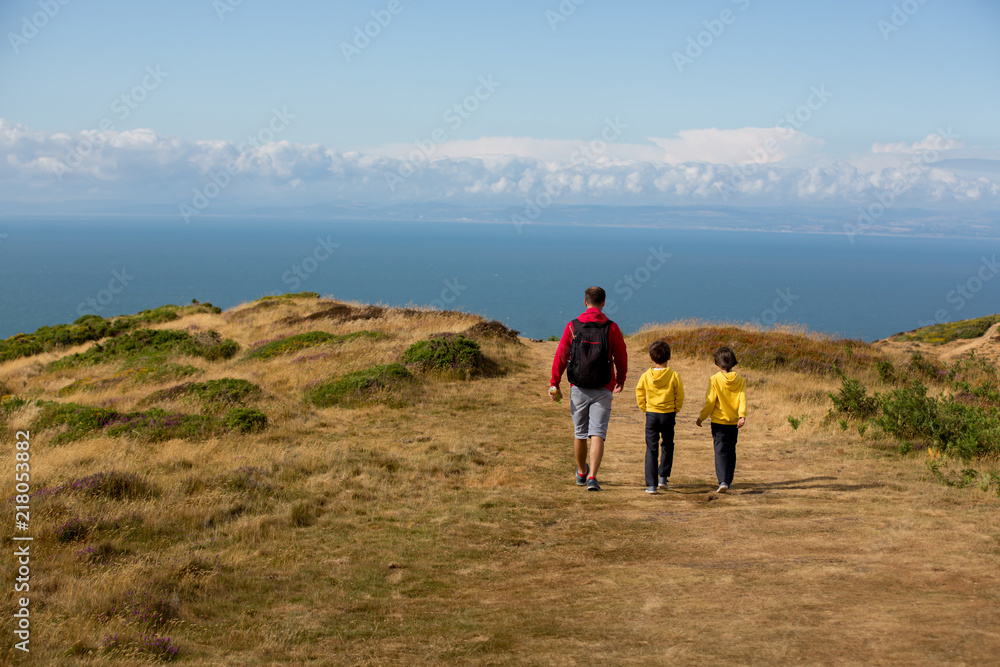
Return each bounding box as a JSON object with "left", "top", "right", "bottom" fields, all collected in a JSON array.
[
  {"left": 717, "top": 371, "right": 744, "bottom": 391},
  {"left": 648, "top": 367, "right": 675, "bottom": 388}
]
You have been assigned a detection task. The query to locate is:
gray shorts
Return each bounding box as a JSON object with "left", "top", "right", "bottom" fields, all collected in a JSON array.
[{"left": 570, "top": 386, "right": 614, "bottom": 440}]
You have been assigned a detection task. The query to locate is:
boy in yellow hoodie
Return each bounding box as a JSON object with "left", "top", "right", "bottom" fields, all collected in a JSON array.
[
  {"left": 696, "top": 346, "right": 747, "bottom": 494},
  {"left": 635, "top": 340, "right": 684, "bottom": 495}
]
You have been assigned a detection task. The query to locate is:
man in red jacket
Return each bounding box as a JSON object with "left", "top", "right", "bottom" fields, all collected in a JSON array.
[{"left": 550, "top": 286, "right": 628, "bottom": 491}]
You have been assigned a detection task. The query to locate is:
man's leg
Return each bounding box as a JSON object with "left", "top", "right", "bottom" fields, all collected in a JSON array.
[
  {"left": 570, "top": 387, "right": 591, "bottom": 477},
  {"left": 587, "top": 388, "right": 613, "bottom": 479},
  {"left": 589, "top": 436, "right": 605, "bottom": 479},
  {"left": 574, "top": 438, "right": 589, "bottom": 475}
]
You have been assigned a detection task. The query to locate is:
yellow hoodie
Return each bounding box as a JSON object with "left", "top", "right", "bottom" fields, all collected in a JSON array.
[
  {"left": 635, "top": 366, "right": 684, "bottom": 414},
  {"left": 698, "top": 371, "right": 747, "bottom": 425}
]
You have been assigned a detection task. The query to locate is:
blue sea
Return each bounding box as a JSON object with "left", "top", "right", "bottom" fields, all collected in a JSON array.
[{"left": 1, "top": 217, "right": 998, "bottom": 342}]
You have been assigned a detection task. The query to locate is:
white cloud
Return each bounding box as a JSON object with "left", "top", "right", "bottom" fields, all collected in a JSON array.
[
  {"left": 872, "top": 132, "right": 965, "bottom": 154},
  {"left": 648, "top": 127, "right": 824, "bottom": 165},
  {"left": 0, "top": 118, "right": 997, "bottom": 208}
]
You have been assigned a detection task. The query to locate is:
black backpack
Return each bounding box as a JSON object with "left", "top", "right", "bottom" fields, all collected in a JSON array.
[{"left": 567, "top": 318, "right": 613, "bottom": 389}]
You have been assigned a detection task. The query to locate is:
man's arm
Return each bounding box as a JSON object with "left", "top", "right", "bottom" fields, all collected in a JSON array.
[
  {"left": 549, "top": 322, "right": 574, "bottom": 389},
  {"left": 610, "top": 322, "right": 628, "bottom": 392}
]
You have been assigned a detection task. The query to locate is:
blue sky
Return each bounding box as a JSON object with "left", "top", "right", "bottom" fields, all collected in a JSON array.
[{"left": 1, "top": 0, "right": 999, "bottom": 210}]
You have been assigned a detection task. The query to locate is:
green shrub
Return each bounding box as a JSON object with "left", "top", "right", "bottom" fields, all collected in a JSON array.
[
  {"left": 224, "top": 408, "right": 268, "bottom": 433},
  {"left": 907, "top": 352, "right": 946, "bottom": 382},
  {"left": 48, "top": 329, "right": 239, "bottom": 369},
  {"left": 829, "top": 378, "right": 880, "bottom": 420},
  {"left": 787, "top": 415, "right": 803, "bottom": 430},
  {"left": 893, "top": 315, "right": 1000, "bottom": 345},
  {"left": 0, "top": 316, "right": 128, "bottom": 363},
  {"left": 306, "top": 363, "right": 413, "bottom": 407},
  {"left": 876, "top": 360, "right": 896, "bottom": 384},
  {"left": 145, "top": 378, "right": 261, "bottom": 409},
  {"left": 31, "top": 400, "right": 255, "bottom": 444},
  {"left": 402, "top": 335, "right": 486, "bottom": 374},
  {"left": 0, "top": 303, "right": 223, "bottom": 364},
  {"left": 244, "top": 330, "right": 387, "bottom": 361},
  {"left": 103, "top": 409, "right": 218, "bottom": 443},
  {"left": 833, "top": 378, "right": 1000, "bottom": 460}
]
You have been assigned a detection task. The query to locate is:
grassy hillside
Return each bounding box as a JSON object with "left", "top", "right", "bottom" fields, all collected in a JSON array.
[{"left": 2, "top": 299, "right": 999, "bottom": 664}]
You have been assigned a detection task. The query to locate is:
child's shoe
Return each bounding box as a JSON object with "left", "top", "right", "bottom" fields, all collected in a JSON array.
[
  {"left": 658, "top": 477, "right": 668, "bottom": 490},
  {"left": 716, "top": 483, "right": 729, "bottom": 494},
  {"left": 645, "top": 486, "right": 657, "bottom": 494}
]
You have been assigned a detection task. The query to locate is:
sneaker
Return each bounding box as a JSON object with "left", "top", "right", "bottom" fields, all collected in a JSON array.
[
  {"left": 716, "top": 484, "right": 729, "bottom": 494},
  {"left": 645, "top": 486, "right": 658, "bottom": 495},
  {"left": 658, "top": 477, "right": 668, "bottom": 490},
  {"left": 576, "top": 463, "right": 590, "bottom": 486},
  {"left": 587, "top": 477, "right": 601, "bottom": 492}
]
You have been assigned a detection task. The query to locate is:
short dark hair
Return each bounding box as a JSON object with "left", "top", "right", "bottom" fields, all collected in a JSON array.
[
  {"left": 713, "top": 346, "right": 738, "bottom": 371},
  {"left": 648, "top": 340, "right": 671, "bottom": 364},
  {"left": 584, "top": 286, "right": 606, "bottom": 306}
]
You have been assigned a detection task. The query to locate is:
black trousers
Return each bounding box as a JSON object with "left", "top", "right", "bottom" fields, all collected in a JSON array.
[
  {"left": 644, "top": 412, "right": 676, "bottom": 487},
  {"left": 711, "top": 423, "right": 739, "bottom": 485}
]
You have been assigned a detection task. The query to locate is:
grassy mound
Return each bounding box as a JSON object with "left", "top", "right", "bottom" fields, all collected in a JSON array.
[
  {"left": 305, "top": 363, "right": 413, "bottom": 407},
  {"left": 256, "top": 292, "right": 320, "bottom": 301},
  {"left": 634, "top": 324, "right": 887, "bottom": 377},
  {"left": 402, "top": 334, "right": 492, "bottom": 375},
  {"left": 223, "top": 408, "right": 268, "bottom": 433},
  {"left": 244, "top": 330, "right": 387, "bottom": 361},
  {"left": 463, "top": 320, "right": 522, "bottom": 343},
  {"left": 143, "top": 378, "right": 262, "bottom": 410},
  {"left": 891, "top": 314, "right": 1000, "bottom": 345},
  {"left": 281, "top": 303, "right": 386, "bottom": 326},
  {"left": 31, "top": 400, "right": 264, "bottom": 444},
  {"left": 0, "top": 303, "right": 222, "bottom": 364},
  {"left": 49, "top": 329, "right": 239, "bottom": 370}
]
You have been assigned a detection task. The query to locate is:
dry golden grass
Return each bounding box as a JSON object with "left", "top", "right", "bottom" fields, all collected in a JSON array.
[{"left": 1, "top": 303, "right": 999, "bottom": 664}]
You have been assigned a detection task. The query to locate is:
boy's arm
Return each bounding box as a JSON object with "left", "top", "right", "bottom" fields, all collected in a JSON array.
[
  {"left": 549, "top": 322, "right": 574, "bottom": 390},
  {"left": 737, "top": 381, "right": 747, "bottom": 426},
  {"left": 635, "top": 374, "right": 646, "bottom": 411},
  {"left": 697, "top": 380, "right": 716, "bottom": 423},
  {"left": 674, "top": 374, "right": 684, "bottom": 413}
]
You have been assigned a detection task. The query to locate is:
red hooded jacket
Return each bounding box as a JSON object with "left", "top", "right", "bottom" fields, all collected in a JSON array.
[{"left": 550, "top": 307, "right": 628, "bottom": 392}]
